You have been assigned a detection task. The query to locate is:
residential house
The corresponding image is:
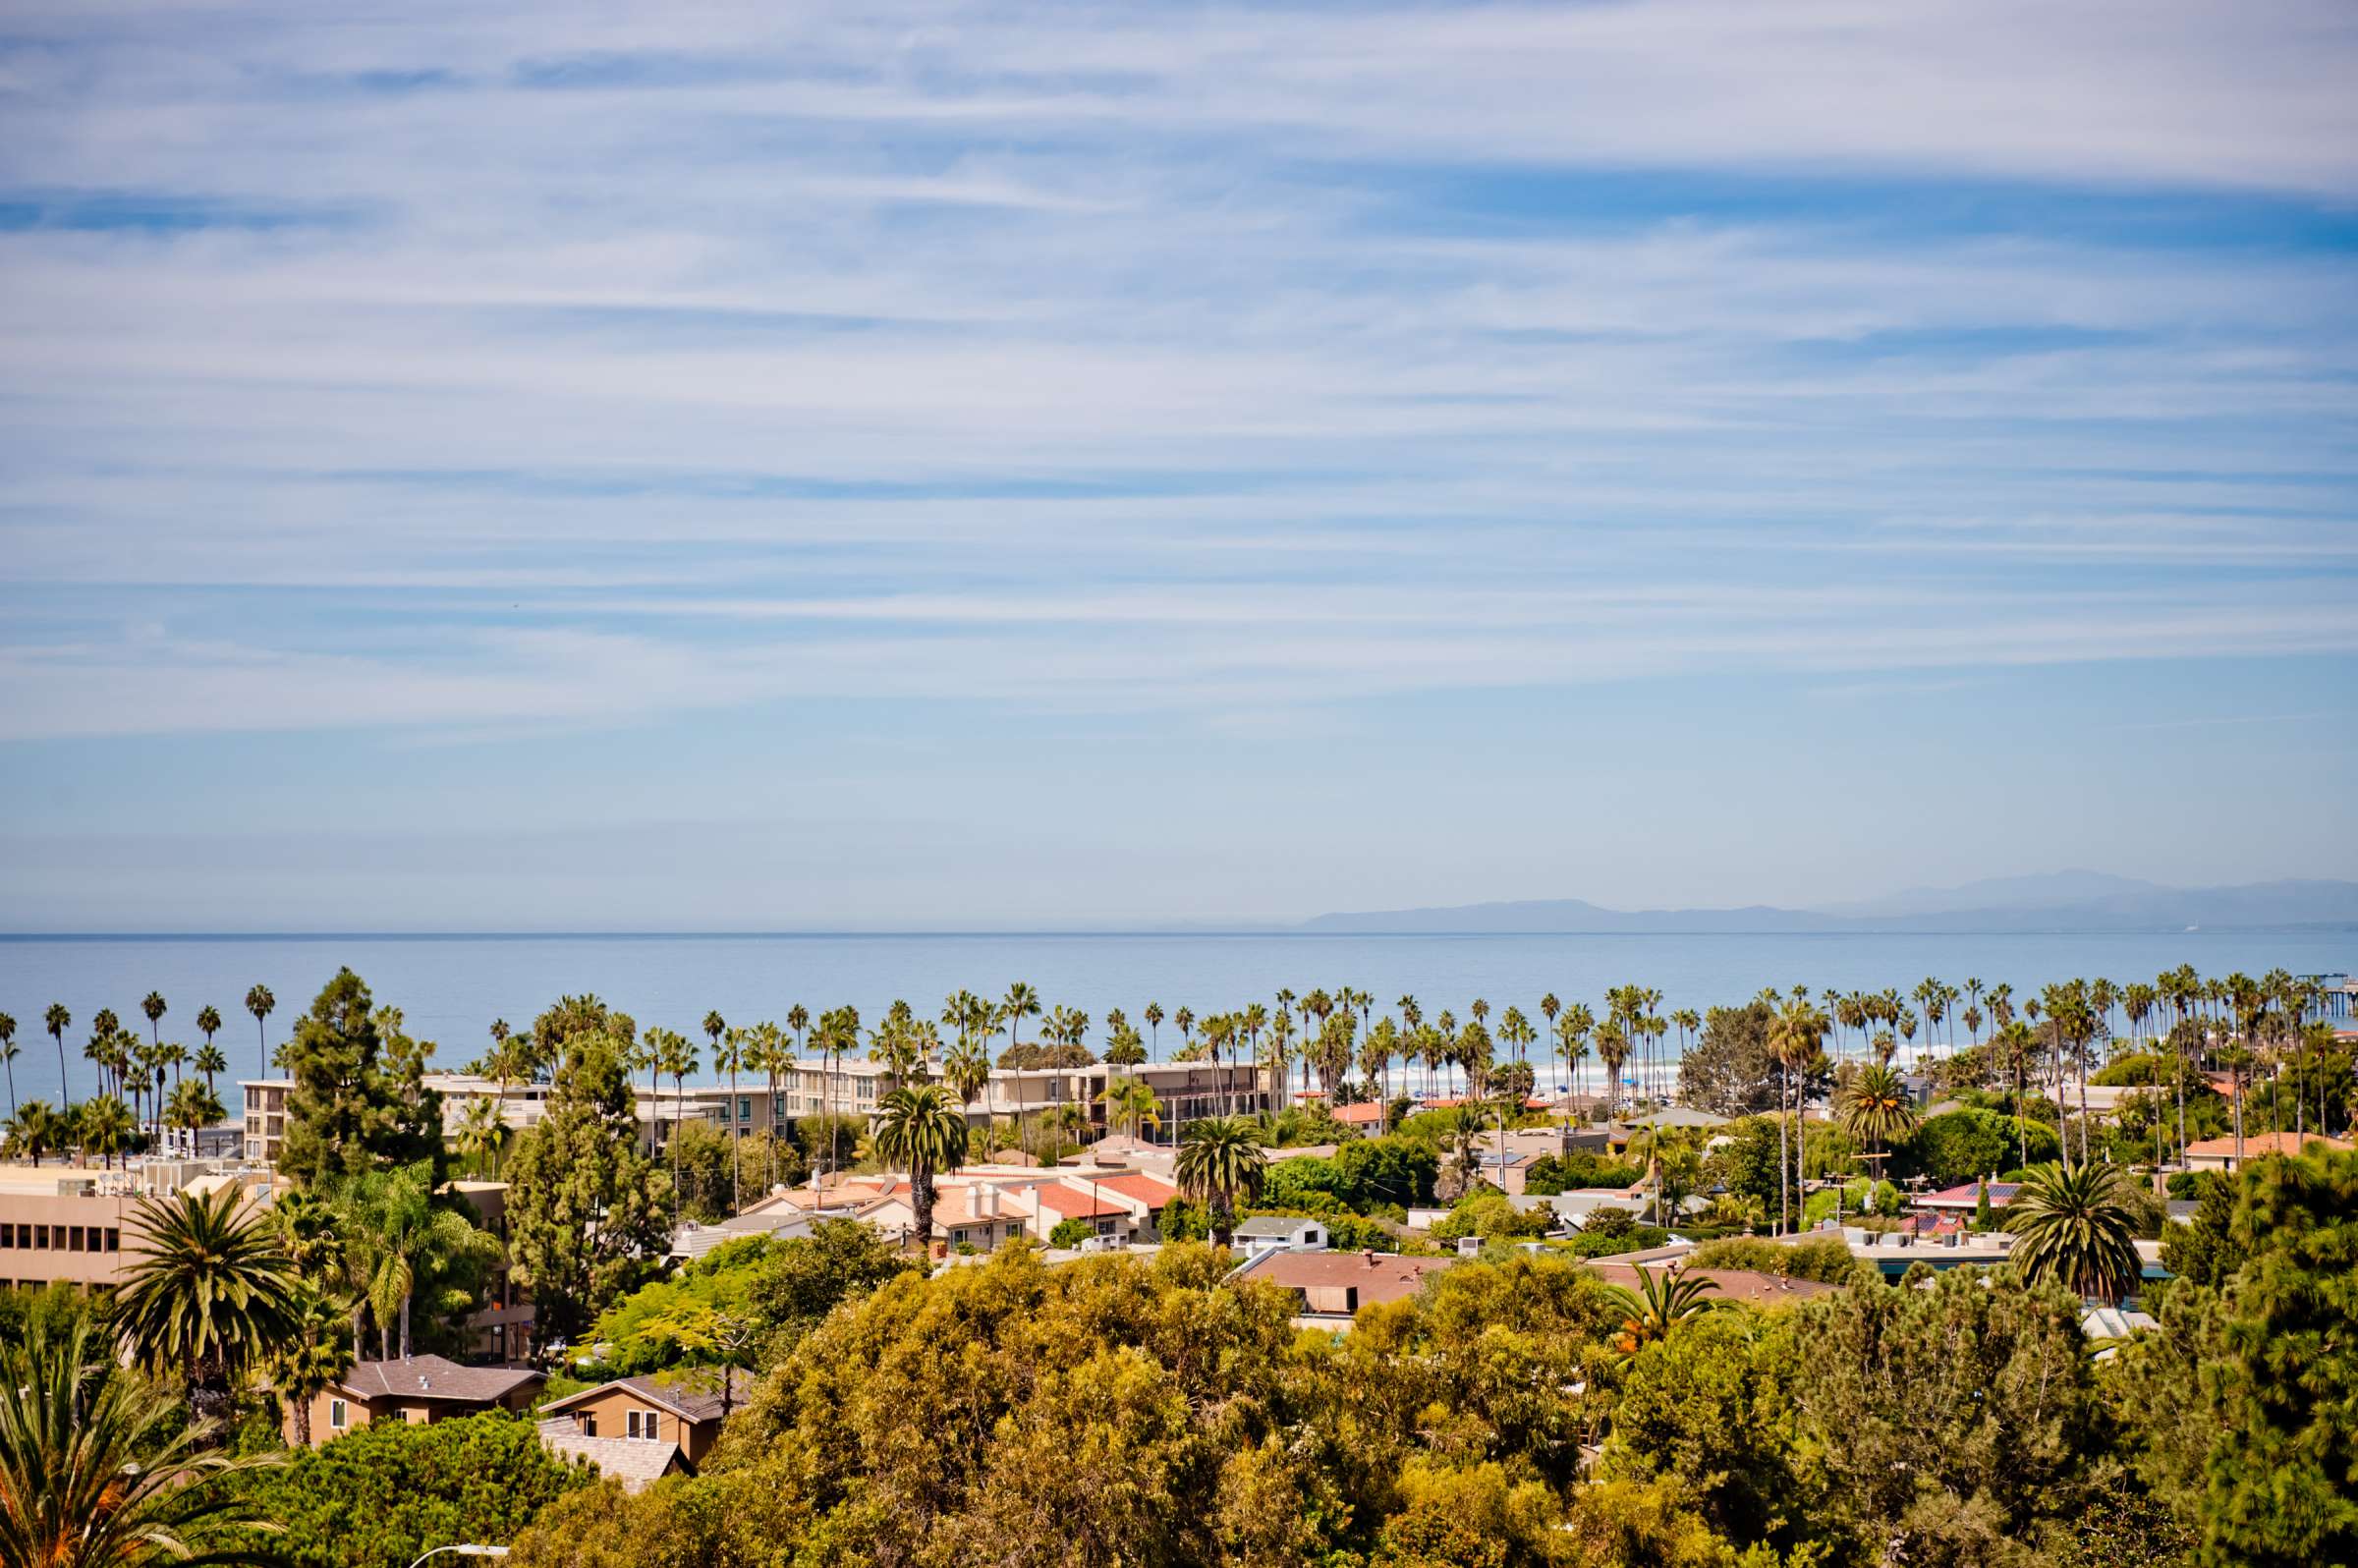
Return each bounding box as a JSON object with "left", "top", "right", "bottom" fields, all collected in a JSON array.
[
  {"left": 288, "top": 1354, "right": 542, "bottom": 1447},
  {"left": 2183, "top": 1131, "right": 2350, "bottom": 1173},
  {"left": 1228, "top": 1248, "right": 1457, "bottom": 1328},
  {"left": 536, "top": 1369, "right": 754, "bottom": 1489},
  {"left": 1232, "top": 1215, "right": 1329, "bottom": 1258}
]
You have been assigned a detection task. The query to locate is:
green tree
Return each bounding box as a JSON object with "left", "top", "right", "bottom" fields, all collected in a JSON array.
[
  {"left": 276, "top": 969, "right": 442, "bottom": 1189},
  {"left": 0, "top": 1320, "right": 284, "bottom": 1568},
  {"left": 110, "top": 1185, "right": 300, "bottom": 1427},
  {"left": 2195, "top": 1148, "right": 2358, "bottom": 1565},
  {"left": 2007, "top": 1160, "right": 2143, "bottom": 1305},
  {"left": 248, "top": 1411, "right": 590, "bottom": 1568},
  {"left": 341, "top": 1160, "right": 503, "bottom": 1361},
  {"left": 1793, "top": 1266, "right": 2098, "bottom": 1567},
  {"left": 504, "top": 1033, "right": 672, "bottom": 1350},
  {"left": 872, "top": 1082, "right": 972, "bottom": 1244},
  {"left": 1174, "top": 1116, "right": 1267, "bottom": 1247}
]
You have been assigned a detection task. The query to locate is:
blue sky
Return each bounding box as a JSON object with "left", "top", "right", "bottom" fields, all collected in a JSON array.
[{"left": 1, "top": 0, "right": 2354, "bottom": 930}]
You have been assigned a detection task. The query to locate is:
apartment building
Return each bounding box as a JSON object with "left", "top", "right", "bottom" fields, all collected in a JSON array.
[{"left": 243, "top": 1056, "right": 1272, "bottom": 1166}]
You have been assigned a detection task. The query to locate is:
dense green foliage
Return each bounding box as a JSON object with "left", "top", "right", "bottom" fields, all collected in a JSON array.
[
  {"left": 2112, "top": 1149, "right": 2358, "bottom": 1566},
  {"left": 589, "top": 1223, "right": 916, "bottom": 1375},
  {"left": 245, "top": 1412, "right": 590, "bottom": 1568},
  {"left": 275, "top": 968, "right": 444, "bottom": 1189},
  {"left": 1522, "top": 1151, "right": 1644, "bottom": 1196},
  {"left": 507, "top": 1028, "right": 673, "bottom": 1348}
]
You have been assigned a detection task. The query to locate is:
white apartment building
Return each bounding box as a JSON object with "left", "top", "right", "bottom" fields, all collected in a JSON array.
[{"left": 242, "top": 1055, "right": 1271, "bottom": 1166}]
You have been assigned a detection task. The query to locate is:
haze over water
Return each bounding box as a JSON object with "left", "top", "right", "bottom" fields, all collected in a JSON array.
[{"left": 2, "top": 929, "right": 2348, "bottom": 1106}]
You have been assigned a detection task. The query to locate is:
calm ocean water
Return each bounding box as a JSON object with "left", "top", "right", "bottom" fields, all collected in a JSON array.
[{"left": 1, "top": 930, "right": 2350, "bottom": 1107}]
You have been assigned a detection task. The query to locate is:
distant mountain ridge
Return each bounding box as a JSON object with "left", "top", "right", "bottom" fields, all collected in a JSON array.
[{"left": 1299, "top": 875, "right": 2358, "bottom": 934}]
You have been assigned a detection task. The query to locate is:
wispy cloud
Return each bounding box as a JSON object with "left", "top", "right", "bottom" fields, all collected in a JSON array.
[{"left": 0, "top": 0, "right": 2352, "bottom": 747}]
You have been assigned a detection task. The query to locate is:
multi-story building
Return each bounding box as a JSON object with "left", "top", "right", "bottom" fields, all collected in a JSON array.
[
  {"left": 241, "top": 1056, "right": 1272, "bottom": 1166},
  {"left": 0, "top": 1164, "right": 280, "bottom": 1292}
]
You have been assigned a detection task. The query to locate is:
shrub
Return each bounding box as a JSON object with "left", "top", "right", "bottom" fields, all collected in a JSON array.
[
  {"left": 1048, "top": 1217, "right": 1094, "bottom": 1249},
  {"left": 1522, "top": 1152, "right": 1643, "bottom": 1196},
  {"left": 1688, "top": 1235, "right": 1865, "bottom": 1284}
]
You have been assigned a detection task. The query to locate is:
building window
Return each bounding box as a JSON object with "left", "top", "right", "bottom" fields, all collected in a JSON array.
[
  {"left": 628, "top": 1410, "right": 658, "bottom": 1440},
  {"left": 329, "top": 1399, "right": 347, "bottom": 1430}
]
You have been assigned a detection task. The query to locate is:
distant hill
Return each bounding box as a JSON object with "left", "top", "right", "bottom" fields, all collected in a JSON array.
[{"left": 1299, "top": 876, "right": 2358, "bottom": 933}]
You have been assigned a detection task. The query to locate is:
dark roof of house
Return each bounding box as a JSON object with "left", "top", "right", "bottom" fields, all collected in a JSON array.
[
  {"left": 540, "top": 1368, "right": 757, "bottom": 1427},
  {"left": 335, "top": 1355, "right": 542, "bottom": 1405},
  {"left": 1584, "top": 1261, "right": 1841, "bottom": 1307}
]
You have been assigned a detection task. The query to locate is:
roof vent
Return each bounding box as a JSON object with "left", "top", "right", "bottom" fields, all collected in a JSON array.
[{"left": 420, "top": 1374, "right": 429, "bottom": 1389}]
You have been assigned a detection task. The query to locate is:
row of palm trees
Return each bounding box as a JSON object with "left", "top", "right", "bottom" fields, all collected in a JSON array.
[{"left": 1, "top": 988, "right": 271, "bottom": 1157}]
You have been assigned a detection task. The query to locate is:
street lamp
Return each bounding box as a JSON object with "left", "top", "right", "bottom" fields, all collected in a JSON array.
[{"left": 408, "top": 1546, "right": 510, "bottom": 1568}]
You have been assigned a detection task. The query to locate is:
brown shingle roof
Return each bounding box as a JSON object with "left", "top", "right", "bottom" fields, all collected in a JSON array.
[
  {"left": 1232, "top": 1250, "right": 1454, "bottom": 1309},
  {"left": 1583, "top": 1261, "right": 1840, "bottom": 1307},
  {"left": 335, "top": 1355, "right": 542, "bottom": 1405},
  {"left": 535, "top": 1418, "right": 682, "bottom": 1493}
]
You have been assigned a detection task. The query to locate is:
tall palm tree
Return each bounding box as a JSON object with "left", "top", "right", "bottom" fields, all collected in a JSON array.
[
  {"left": 1767, "top": 997, "right": 1828, "bottom": 1236},
  {"left": 341, "top": 1164, "right": 482, "bottom": 1362},
  {"left": 192, "top": 1040, "right": 227, "bottom": 1101},
  {"left": 715, "top": 1024, "right": 746, "bottom": 1212},
  {"left": 1993, "top": 1022, "right": 2038, "bottom": 1170},
  {"left": 2007, "top": 1161, "right": 2141, "bottom": 1305},
  {"left": 1144, "top": 1001, "right": 1165, "bottom": 1060},
  {"left": 42, "top": 1004, "right": 70, "bottom": 1112},
  {"left": 0, "top": 1012, "right": 16, "bottom": 1116},
  {"left": 244, "top": 984, "right": 275, "bottom": 1079},
  {"left": 112, "top": 1186, "right": 300, "bottom": 1426},
  {"left": 873, "top": 1083, "right": 971, "bottom": 1248},
  {"left": 1595, "top": 1019, "right": 1630, "bottom": 1120},
  {"left": 0, "top": 1320, "right": 286, "bottom": 1566},
  {"left": 1175, "top": 1116, "right": 1266, "bottom": 1248}
]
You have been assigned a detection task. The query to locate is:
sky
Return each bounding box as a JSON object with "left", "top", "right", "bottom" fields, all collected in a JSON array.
[{"left": 1, "top": 0, "right": 2355, "bottom": 931}]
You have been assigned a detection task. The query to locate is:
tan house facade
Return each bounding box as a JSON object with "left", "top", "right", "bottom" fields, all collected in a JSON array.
[
  {"left": 288, "top": 1354, "right": 543, "bottom": 1447},
  {"left": 537, "top": 1369, "right": 753, "bottom": 1485}
]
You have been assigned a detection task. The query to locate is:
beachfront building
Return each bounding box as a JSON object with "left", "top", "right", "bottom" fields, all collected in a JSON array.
[{"left": 242, "top": 1054, "right": 1273, "bottom": 1167}]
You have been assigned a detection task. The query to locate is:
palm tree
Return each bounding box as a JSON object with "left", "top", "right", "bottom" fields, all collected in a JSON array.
[
  {"left": 456, "top": 1094, "right": 508, "bottom": 1179},
  {"left": 77, "top": 1095, "right": 133, "bottom": 1170},
  {"left": 3, "top": 1100, "right": 61, "bottom": 1166},
  {"left": 140, "top": 991, "right": 167, "bottom": 1055},
  {"left": 2007, "top": 1161, "right": 2142, "bottom": 1305},
  {"left": 715, "top": 1025, "right": 745, "bottom": 1213},
  {"left": 1595, "top": 1019, "right": 1630, "bottom": 1120},
  {"left": 165, "top": 1080, "right": 224, "bottom": 1160},
  {"left": 265, "top": 1283, "right": 356, "bottom": 1447},
  {"left": 1606, "top": 1262, "right": 1722, "bottom": 1356},
  {"left": 1100, "top": 1075, "right": 1163, "bottom": 1142},
  {"left": 1993, "top": 1021, "right": 2039, "bottom": 1170},
  {"left": 192, "top": 1040, "right": 227, "bottom": 1101},
  {"left": 0, "top": 1320, "right": 286, "bottom": 1566},
  {"left": 341, "top": 1163, "right": 483, "bottom": 1362},
  {"left": 244, "top": 984, "right": 275, "bottom": 1078},
  {"left": 1837, "top": 1062, "right": 1918, "bottom": 1178},
  {"left": 872, "top": 1083, "right": 971, "bottom": 1249},
  {"left": 42, "top": 1004, "right": 70, "bottom": 1112},
  {"left": 112, "top": 1186, "right": 300, "bottom": 1426},
  {"left": 1767, "top": 997, "right": 1828, "bottom": 1236},
  {"left": 1174, "top": 1116, "right": 1266, "bottom": 1248},
  {"left": 1144, "top": 1001, "right": 1165, "bottom": 1060}
]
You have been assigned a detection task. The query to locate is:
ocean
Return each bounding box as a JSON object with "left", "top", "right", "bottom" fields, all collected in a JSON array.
[{"left": 0, "top": 929, "right": 2348, "bottom": 1108}]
